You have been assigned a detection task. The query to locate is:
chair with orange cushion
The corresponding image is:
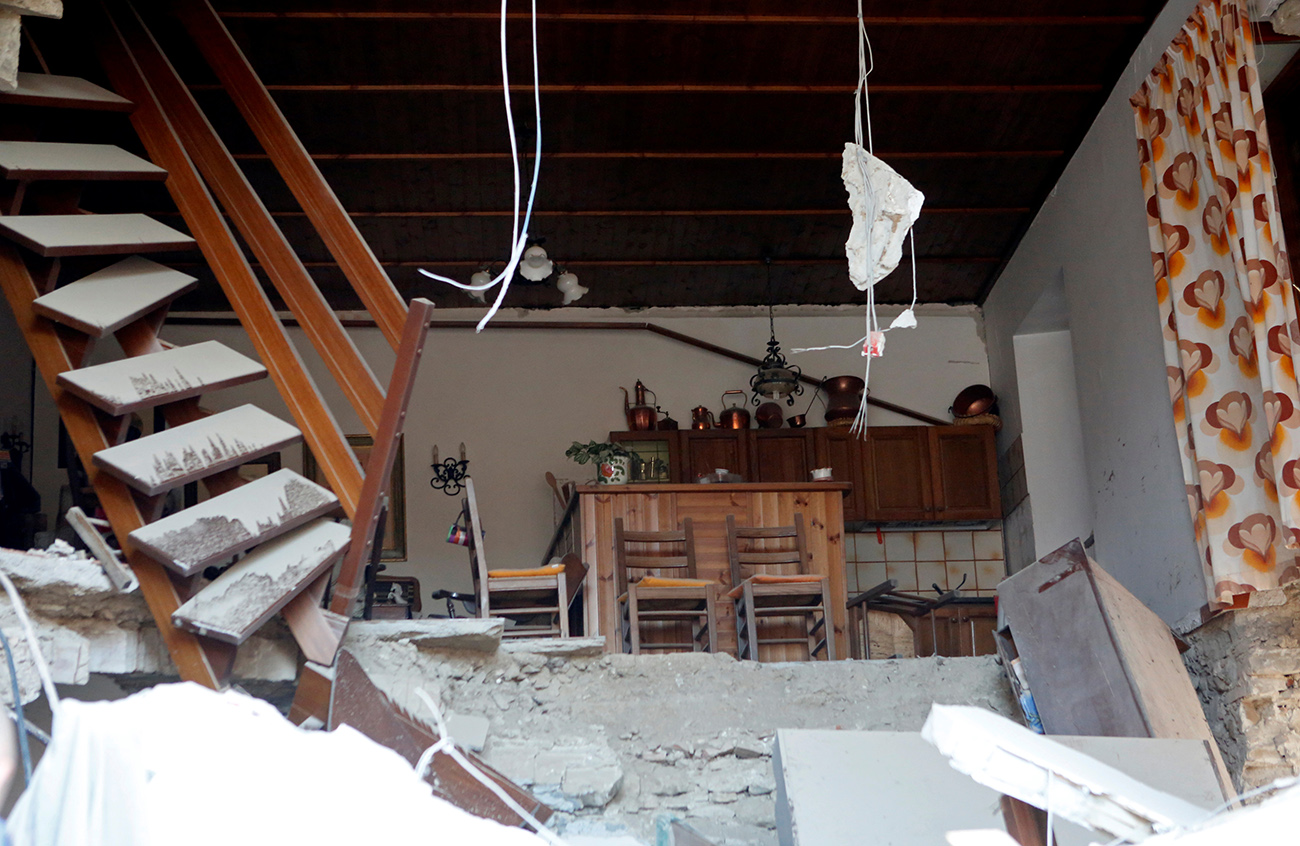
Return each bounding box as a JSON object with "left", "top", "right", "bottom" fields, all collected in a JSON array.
[
  {"left": 464, "top": 478, "right": 585, "bottom": 638},
  {"left": 725, "top": 513, "right": 835, "bottom": 661},
  {"left": 614, "top": 517, "right": 718, "bottom": 654}
]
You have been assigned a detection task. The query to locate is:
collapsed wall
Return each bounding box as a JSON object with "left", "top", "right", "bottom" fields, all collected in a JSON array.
[{"left": 344, "top": 625, "right": 1017, "bottom": 846}]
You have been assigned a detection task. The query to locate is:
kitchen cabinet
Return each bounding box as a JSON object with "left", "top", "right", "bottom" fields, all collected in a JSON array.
[
  {"left": 862, "top": 426, "right": 934, "bottom": 522},
  {"left": 747, "top": 430, "right": 814, "bottom": 484},
  {"left": 814, "top": 428, "right": 866, "bottom": 522},
  {"left": 605, "top": 424, "right": 999, "bottom": 523}
]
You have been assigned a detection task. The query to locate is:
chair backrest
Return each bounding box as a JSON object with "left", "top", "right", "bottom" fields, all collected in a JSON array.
[
  {"left": 613, "top": 517, "right": 697, "bottom": 594},
  {"left": 463, "top": 476, "right": 490, "bottom": 614},
  {"left": 725, "top": 513, "right": 810, "bottom": 587}
]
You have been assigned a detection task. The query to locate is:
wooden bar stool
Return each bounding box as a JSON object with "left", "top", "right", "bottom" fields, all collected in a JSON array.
[
  {"left": 614, "top": 517, "right": 718, "bottom": 654},
  {"left": 726, "top": 513, "right": 835, "bottom": 661}
]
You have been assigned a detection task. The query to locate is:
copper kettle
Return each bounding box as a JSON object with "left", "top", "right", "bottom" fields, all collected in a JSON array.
[
  {"left": 621, "top": 380, "right": 659, "bottom": 431},
  {"left": 691, "top": 405, "right": 716, "bottom": 429},
  {"left": 718, "top": 390, "right": 751, "bottom": 429}
]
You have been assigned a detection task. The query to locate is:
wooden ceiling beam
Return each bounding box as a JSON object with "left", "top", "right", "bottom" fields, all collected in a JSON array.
[
  {"left": 192, "top": 82, "right": 1103, "bottom": 94},
  {"left": 217, "top": 12, "right": 1148, "bottom": 27},
  {"left": 230, "top": 150, "right": 1066, "bottom": 161},
  {"left": 153, "top": 207, "right": 1030, "bottom": 218},
  {"left": 174, "top": 257, "right": 1003, "bottom": 268}
]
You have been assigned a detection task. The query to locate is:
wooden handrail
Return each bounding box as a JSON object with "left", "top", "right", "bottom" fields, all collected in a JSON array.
[
  {"left": 113, "top": 1, "right": 385, "bottom": 438},
  {"left": 329, "top": 298, "right": 436, "bottom": 619},
  {"left": 175, "top": 0, "right": 409, "bottom": 352},
  {"left": 96, "top": 2, "right": 365, "bottom": 517}
]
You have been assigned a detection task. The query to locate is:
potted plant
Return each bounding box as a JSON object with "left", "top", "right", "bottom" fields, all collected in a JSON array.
[{"left": 566, "top": 440, "right": 638, "bottom": 485}]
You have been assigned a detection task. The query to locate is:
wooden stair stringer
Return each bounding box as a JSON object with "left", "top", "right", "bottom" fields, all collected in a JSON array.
[{"left": 0, "top": 242, "right": 231, "bottom": 688}]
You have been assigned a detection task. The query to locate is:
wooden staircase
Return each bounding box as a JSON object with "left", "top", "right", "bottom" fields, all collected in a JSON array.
[{"left": 0, "top": 0, "right": 432, "bottom": 722}]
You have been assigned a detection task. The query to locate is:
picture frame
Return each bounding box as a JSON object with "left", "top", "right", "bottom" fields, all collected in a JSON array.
[{"left": 303, "top": 434, "right": 407, "bottom": 561}]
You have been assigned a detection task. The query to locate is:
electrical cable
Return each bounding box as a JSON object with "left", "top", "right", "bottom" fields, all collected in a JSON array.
[
  {"left": 0, "top": 626, "right": 32, "bottom": 782},
  {"left": 418, "top": 0, "right": 543, "bottom": 332}
]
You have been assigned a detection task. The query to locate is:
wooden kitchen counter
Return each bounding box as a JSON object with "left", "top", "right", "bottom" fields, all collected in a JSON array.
[{"left": 577, "top": 482, "right": 850, "bottom": 659}]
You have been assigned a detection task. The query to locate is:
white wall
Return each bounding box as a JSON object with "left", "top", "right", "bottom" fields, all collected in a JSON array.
[
  {"left": 982, "top": 0, "right": 1206, "bottom": 623},
  {"left": 25, "top": 304, "right": 988, "bottom": 607},
  {"left": 1013, "top": 330, "right": 1093, "bottom": 559}
]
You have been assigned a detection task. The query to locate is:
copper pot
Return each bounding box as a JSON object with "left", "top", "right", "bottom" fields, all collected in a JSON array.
[
  {"left": 823, "top": 375, "right": 866, "bottom": 427},
  {"left": 755, "top": 402, "right": 784, "bottom": 429},
  {"left": 718, "top": 390, "right": 751, "bottom": 429},
  {"left": 691, "top": 406, "right": 716, "bottom": 429},
  {"left": 622, "top": 380, "right": 659, "bottom": 431},
  {"left": 951, "top": 384, "right": 997, "bottom": 418}
]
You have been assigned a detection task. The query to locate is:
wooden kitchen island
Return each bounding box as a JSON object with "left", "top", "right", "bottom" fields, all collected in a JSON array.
[{"left": 578, "top": 482, "right": 850, "bottom": 659}]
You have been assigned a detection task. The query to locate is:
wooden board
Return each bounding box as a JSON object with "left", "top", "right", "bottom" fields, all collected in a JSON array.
[
  {"left": 92, "top": 404, "right": 300, "bottom": 496},
  {"left": 33, "top": 256, "right": 196, "bottom": 337},
  {"left": 0, "top": 1, "right": 63, "bottom": 20},
  {"left": 0, "top": 141, "right": 167, "bottom": 181},
  {"left": 171, "top": 518, "right": 349, "bottom": 643},
  {"left": 58, "top": 340, "right": 266, "bottom": 415},
  {"left": 130, "top": 468, "right": 339, "bottom": 575},
  {"left": 330, "top": 650, "right": 553, "bottom": 827},
  {"left": 578, "top": 483, "right": 849, "bottom": 659},
  {"left": 0, "top": 213, "right": 195, "bottom": 257},
  {"left": 0, "top": 72, "right": 133, "bottom": 111}
]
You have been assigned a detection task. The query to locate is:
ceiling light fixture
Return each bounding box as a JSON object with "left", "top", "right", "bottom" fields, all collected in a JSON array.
[
  {"left": 750, "top": 257, "right": 803, "bottom": 406},
  {"left": 465, "top": 239, "right": 586, "bottom": 305}
]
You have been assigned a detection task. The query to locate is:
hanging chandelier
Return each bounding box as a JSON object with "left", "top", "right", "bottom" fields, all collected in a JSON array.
[{"left": 749, "top": 258, "right": 804, "bottom": 406}]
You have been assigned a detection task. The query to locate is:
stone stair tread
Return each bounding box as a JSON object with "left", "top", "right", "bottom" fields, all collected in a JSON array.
[
  {"left": 92, "top": 404, "right": 301, "bottom": 496},
  {"left": 0, "top": 140, "right": 167, "bottom": 181},
  {"left": 171, "top": 518, "right": 350, "bottom": 644},
  {"left": 0, "top": 213, "right": 195, "bottom": 257},
  {"left": 33, "top": 256, "right": 196, "bottom": 337},
  {"left": 0, "top": 72, "right": 133, "bottom": 111},
  {"left": 129, "top": 468, "right": 340, "bottom": 576},
  {"left": 57, "top": 340, "right": 267, "bottom": 416}
]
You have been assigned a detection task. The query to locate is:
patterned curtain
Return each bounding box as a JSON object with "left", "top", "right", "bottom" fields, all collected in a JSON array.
[{"left": 1132, "top": 0, "right": 1296, "bottom": 607}]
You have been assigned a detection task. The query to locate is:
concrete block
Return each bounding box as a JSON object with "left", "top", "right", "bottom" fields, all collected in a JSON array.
[
  {"left": 0, "top": 10, "right": 17, "bottom": 92},
  {"left": 503, "top": 636, "right": 606, "bottom": 657},
  {"left": 344, "top": 617, "right": 503, "bottom": 653},
  {"left": 446, "top": 710, "right": 490, "bottom": 752},
  {"left": 0, "top": 1, "right": 62, "bottom": 18},
  {"left": 563, "top": 762, "right": 623, "bottom": 808}
]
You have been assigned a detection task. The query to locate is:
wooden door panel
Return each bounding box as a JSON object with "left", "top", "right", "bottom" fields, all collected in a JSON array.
[
  {"left": 930, "top": 426, "right": 1000, "bottom": 520},
  {"left": 863, "top": 427, "right": 932, "bottom": 521},
  {"left": 814, "top": 429, "right": 864, "bottom": 521},
  {"left": 750, "top": 431, "right": 814, "bottom": 483},
  {"left": 681, "top": 431, "right": 746, "bottom": 481}
]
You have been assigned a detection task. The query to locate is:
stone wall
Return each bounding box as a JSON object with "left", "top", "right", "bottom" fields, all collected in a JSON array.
[
  {"left": 1184, "top": 583, "right": 1300, "bottom": 790},
  {"left": 344, "top": 626, "right": 1017, "bottom": 846}
]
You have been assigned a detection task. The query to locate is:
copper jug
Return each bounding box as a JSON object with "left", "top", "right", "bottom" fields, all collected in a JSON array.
[
  {"left": 621, "top": 380, "right": 659, "bottom": 431},
  {"left": 718, "top": 390, "right": 751, "bottom": 429},
  {"left": 691, "top": 405, "right": 715, "bottom": 429}
]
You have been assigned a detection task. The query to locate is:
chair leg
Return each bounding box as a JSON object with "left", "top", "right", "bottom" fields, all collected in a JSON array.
[
  {"left": 820, "top": 578, "right": 835, "bottom": 660},
  {"left": 705, "top": 585, "right": 718, "bottom": 653},
  {"left": 628, "top": 588, "right": 642, "bottom": 655},
  {"left": 743, "top": 582, "right": 759, "bottom": 661},
  {"left": 620, "top": 602, "right": 632, "bottom": 653},
  {"left": 557, "top": 574, "right": 570, "bottom": 638},
  {"left": 691, "top": 617, "right": 703, "bottom": 652}
]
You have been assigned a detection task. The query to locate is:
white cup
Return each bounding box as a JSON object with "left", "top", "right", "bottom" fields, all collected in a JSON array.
[{"left": 812, "top": 467, "right": 833, "bottom": 481}]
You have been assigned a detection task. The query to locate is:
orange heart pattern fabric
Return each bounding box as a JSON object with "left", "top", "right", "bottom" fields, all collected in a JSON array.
[{"left": 1132, "top": 1, "right": 1296, "bottom": 607}]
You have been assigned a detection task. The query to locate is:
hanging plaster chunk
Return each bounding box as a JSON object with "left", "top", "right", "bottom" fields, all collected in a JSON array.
[
  {"left": 129, "top": 469, "right": 340, "bottom": 576},
  {"left": 842, "top": 142, "right": 924, "bottom": 290}
]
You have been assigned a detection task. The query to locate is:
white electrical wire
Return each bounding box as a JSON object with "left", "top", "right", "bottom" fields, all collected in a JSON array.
[
  {"left": 418, "top": 0, "right": 544, "bottom": 332},
  {"left": 413, "top": 688, "right": 567, "bottom": 846},
  {"left": 0, "top": 570, "right": 60, "bottom": 714}
]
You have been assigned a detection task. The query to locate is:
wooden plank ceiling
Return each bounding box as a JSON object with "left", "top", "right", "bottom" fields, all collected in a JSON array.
[{"left": 33, "top": 0, "right": 1169, "bottom": 311}]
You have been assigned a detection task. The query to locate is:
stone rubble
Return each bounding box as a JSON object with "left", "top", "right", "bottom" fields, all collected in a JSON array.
[{"left": 343, "top": 628, "right": 1017, "bottom": 846}]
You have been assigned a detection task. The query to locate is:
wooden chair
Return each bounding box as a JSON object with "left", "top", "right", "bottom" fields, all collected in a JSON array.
[
  {"left": 463, "top": 477, "right": 584, "bottom": 638},
  {"left": 614, "top": 517, "right": 718, "bottom": 654},
  {"left": 726, "top": 513, "right": 835, "bottom": 661}
]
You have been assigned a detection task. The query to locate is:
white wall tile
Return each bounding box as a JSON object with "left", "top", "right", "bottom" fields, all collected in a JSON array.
[
  {"left": 943, "top": 531, "right": 974, "bottom": 561},
  {"left": 974, "top": 530, "right": 1005, "bottom": 560},
  {"left": 917, "top": 561, "right": 948, "bottom": 593},
  {"left": 886, "top": 561, "right": 918, "bottom": 591},
  {"left": 975, "top": 559, "right": 1007, "bottom": 590},
  {"left": 946, "top": 561, "right": 977, "bottom": 592},
  {"left": 856, "top": 562, "right": 888, "bottom": 593},
  {"left": 857, "top": 532, "right": 887, "bottom": 562},
  {"left": 885, "top": 532, "right": 916, "bottom": 562},
  {"left": 915, "top": 531, "right": 946, "bottom": 561}
]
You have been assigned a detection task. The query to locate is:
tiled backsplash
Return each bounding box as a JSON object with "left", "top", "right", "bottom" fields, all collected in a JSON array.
[{"left": 845, "top": 527, "right": 1006, "bottom": 598}]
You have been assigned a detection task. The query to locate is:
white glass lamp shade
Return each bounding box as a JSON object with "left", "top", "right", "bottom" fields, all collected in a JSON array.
[
  {"left": 466, "top": 269, "right": 491, "bottom": 303},
  {"left": 556, "top": 270, "right": 588, "bottom": 304},
  {"left": 520, "top": 245, "right": 554, "bottom": 281}
]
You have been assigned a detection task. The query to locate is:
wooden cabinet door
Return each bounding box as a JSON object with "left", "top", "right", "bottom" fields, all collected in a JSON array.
[
  {"left": 814, "top": 428, "right": 864, "bottom": 522},
  {"left": 680, "top": 430, "right": 747, "bottom": 481},
  {"left": 929, "top": 425, "right": 1000, "bottom": 520},
  {"left": 862, "top": 427, "right": 933, "bottom": 521},
  {"left": 749, "top": 430, "right": 815, "bottom": 484}
]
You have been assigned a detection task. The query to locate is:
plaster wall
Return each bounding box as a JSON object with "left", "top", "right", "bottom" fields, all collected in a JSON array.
[
  {"left": 982, "top": 0, "right": 1206, "bottom": 623},
  {"left": 26, "top": 305, "right": 987, "bottom": 602},
  {"left": 1013, "top": 330, "right": 1093, "bottom": 559}
]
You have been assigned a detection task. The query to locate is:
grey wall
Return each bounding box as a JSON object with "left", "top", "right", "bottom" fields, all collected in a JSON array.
[{"left": 983, "top": 0, "right": 1206, "bottom": 624}]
